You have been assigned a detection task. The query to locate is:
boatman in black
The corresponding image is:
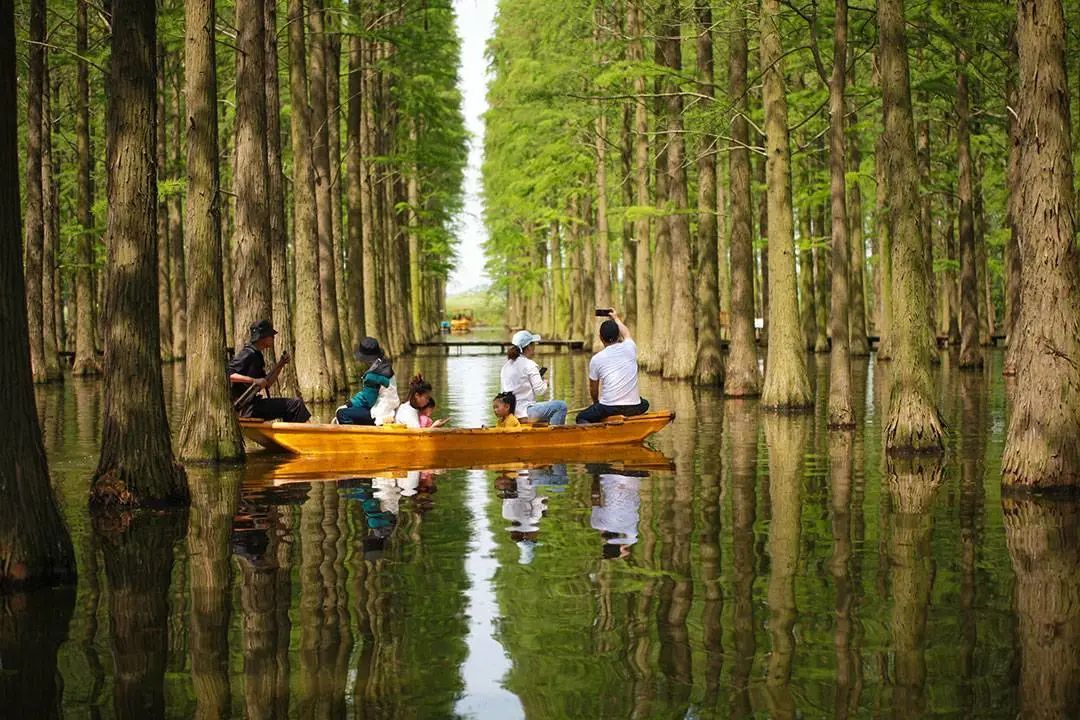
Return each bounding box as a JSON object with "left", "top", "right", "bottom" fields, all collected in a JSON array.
[{"left": 228, "top": 319, "right": 312, "bottom": 423}]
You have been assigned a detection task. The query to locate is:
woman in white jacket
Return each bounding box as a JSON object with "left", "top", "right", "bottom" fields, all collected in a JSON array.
[{"left": 500, "top": 330, "right": 568, "bottom": 425}]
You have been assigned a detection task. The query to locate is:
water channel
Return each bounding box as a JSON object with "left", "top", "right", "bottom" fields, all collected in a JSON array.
[{"left": 5, "top": 345, "right": 1079, "bottom": 718}]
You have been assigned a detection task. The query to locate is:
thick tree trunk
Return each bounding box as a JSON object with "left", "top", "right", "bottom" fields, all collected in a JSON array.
[
  {"left": 92, "top": 0, "right": 189, "bottom": 504},
  {"left": 288, "top": 0, "right": 333, "bottom": 400},
  {"left": 756, "top": 153, "right": 769, "bottom": 346},
  {"left": 345, "top": 31, "right": 366, "bottom": 345},
  {"left": 629, "top": 0, "right": 652, "bottom": 365},
  {"left": 693, "top": 0, "right": 722, "bottom": 385},
  {"left": 1002, "top": 0, "right": 1080, "bottom": 488},
  {"left": 232, "top": 0, "right": 272, "bottom": 353},
  {"left": 264, "top": 0, "right": 300, "bottom": 397},
  {"left": 878, "top": 0, "right": 944, "bottom": 453},
  {"left": 956, "top": 47, "right": 982, "bottom": 369},
  {"left": 72, "top": 0, "right": 100, "bottom": 376},
  {"left": 176, "top": 0, "right": 245, "bottom": 465},
  {"left": 1003, "top": 21, "right": 1021, "bottom": 374},
  {"left": 40, "top": 56, "right": 62, "bottom": 381},
  {"left": 847, "top": 60, "right": 869, "bottom": 356},
  {"left": 827, "top": 0, "right": 854, "bottom": 428},
  {"left": 168, "top": 65, "right": 187, "bottom": 362},
  {"left": 155, "top": 45, "right": 174, "bottom": 364},
  {"left": 758, "top": 0, "right": 811, "bottom": 410},
  {"left": 661, "top": 3, "right": 696, "bottom": 380},
  {"left": 23, "top": 0, "right": 47, "bottom": 384},
  {"left": 724, "top": 0, "right": 761, "bottom": 396},
  {"left": 0, "top": 1, "right": 75, "bottom": 590},
  {"left": 798, "top": 189, "right": 817, "bottom": 351},
  {"left": 309, "top": 0, "right": 347, "bottom": 391}
]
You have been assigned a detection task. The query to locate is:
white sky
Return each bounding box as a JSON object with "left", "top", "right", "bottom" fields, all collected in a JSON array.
[{"left": 447, "top": 0, "right": 497, "bottom": 295}]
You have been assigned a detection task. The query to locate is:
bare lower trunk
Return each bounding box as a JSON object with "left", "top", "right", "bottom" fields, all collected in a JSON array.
[
  {"left": 1002, "top": 0, "right": 1080, "bottom": 488},
  {"left": 759, "top": 0, "right": 811, "bottom": 410},
  {"left": 40, "top": 57, "right": 62, "bottom": 381},
  {"left": 827, "top": 0, "right": 854, "bottom": 428},
  {"left": 176, "top": 0, "right": 244, "bottom": 465},
  {"left": 620, "top": 103, "right": 637, "bottom": 324},
  {"left": 327, "top": 30, "right": 350, "bottom": 360},
  {"left": 878, "top": 0, "right": 944, "bottom": 453},
  {"left": 155, "top": 46, "right": 174, "bottom": 363},
  {"left": 847, "top": 64, "right": 869, "bottom": 356},
  {"left": 1003, "top": 22, "right": 1021, "bottom": 374},
  {"left": 168, "top": 67, "right": 187, "bottom": 361},
  {"left": 798, "top": 192, "right": 816, "bottom": 351},
  {"left": 942, "top": 187, "right": 960, "bottom": 344},
  {"left": 0, "top": 2, "right": 75, "bottom": 589},
  {"left": 724, "top": 1, "right": 761, "bottom": 396},
  {"left": 72, "top": 0, "right": 100, "bottom": 376},
  {"left": 92, "top": 0, "right": 189, "bottom": 504},
  {"left": 956, "top": 47, "right": 982, "bottom": 369},
  {"left": 232, "top": 0, "right": 272, "bottom": 352},
  {"left": 23, "top": 0, "right": 47, "bottom": 384},
  {"left": 345, "top": 31, "right": 365, "bottom": 345},
  {"left": 813, "top": 230, "right": 830, "bottom": 353},
  {"left": 874, "top": 135, "right": 893, "bottom": 361},
  {"left": 629, "top": 0, "right": 652, "bottom": 365},
  {"left": 594, "top": 10, "right": 612, "bottom": 311},
  {"left": 288, "top": 0, "right": 332, "bottom": 401},
  {"left": 645, "top": 35, "right": 672, "bottom": 375}
]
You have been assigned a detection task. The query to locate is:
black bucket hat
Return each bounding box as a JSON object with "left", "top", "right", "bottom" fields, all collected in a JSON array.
[
  {"left": 249, "top": 319, "right": 278, "bottom": 343},
  {"left": 355, "top": 336, "right": 385, "bottom": 362}
]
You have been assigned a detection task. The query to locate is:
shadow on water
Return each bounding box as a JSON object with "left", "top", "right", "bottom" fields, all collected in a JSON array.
[{"left": 7, "top": 348, "right": 1080, "bottom": 718}]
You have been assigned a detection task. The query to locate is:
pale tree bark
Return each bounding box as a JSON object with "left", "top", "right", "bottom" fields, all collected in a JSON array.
[
  {"left": 40, "top": 55, "right": 61, "bottom": 380},
  {"left": 798, "top": 178, "right": 816, "bottom": 350},
  {"left": 693, "top": 0, "right": 722, "bottom": 385},
  {"left": 620, "top": 103, "right": 636, "bottom": 324},
  {"left": 758, "top": 0, "right": 811, "bottom": 410},
  {"left": 0, "top": 0, "right": 75, "bottom": 590},
  {"left": 827, "top": 0, "right": 854, "bottom": 428},
  {"left": 309, "top": 0, "right": 347, "bottom": 391},
  {"left": 1004, "top": 497, "right": 1080, "bottom": 717},
  {"left": 288, "top": 0, "right": 333, "bottom": 400},
  {"left": 956, "top": 45, "right": 982, "bottom": 369},
  {"left": 724, "top": 0, "right": 761, "bottom": 396},
  {"left": 264, "top": 0, "right": 300, "bottom": 397},
  {"left": 23, "top": 0, "right": 47, "bottom": 384},
  {"left": 91, "top": 0, "right": 190, "bottom": 504},
  {"left": 232, "top": 0, "right": 273, "bottom": 353},
  {"left": 878, "top": 0, "right": 944, "bottom": 453},
  {"left": 847, "top": 56, "right": 869, "bottom": 356},
  {"left": 593, "top": 8, "right": 612, "bottom": 312},
  {"left": 176, "top": 0, "right": 244, "bottom": 465},
  {"left": 408, "top": 119, "right": 423, "bottom": 341},
  {"left": 1002, "top": 0, "right": 1080, "bottom": 488},
  {"left": 661, "top": 1, "right": 696, "bottom": 380},
  {"left": 72, "top": 0, "right": 100, "bottom": 376},
  {"left": 155, "top": 44, "right": 174, "bottom": 363},
  {"left": 628, "top": 0, "right": 653, "bottom": 365}
]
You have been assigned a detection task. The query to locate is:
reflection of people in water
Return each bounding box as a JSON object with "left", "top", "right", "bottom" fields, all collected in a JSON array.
[
  {"left": 495, "top": 470, "right": 548, "bottom": 564},
  {"left": 527, "top": 464, "right": 569, "bottom": 492},
  {"left": 589, "top": 468, "right": 646, "bottom": 560}
]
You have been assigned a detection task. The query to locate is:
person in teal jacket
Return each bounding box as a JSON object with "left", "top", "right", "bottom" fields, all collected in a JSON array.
[{"left": 336, "top": 337, "right": 394, "bottom": 425}]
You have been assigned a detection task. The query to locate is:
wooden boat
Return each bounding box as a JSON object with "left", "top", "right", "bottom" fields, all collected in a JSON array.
[
  {"left": 239, "top": 411, "right": 675, "bottom": 460},
  {"left": 246, "top": 442, "right": 673, "bottom": 486}
]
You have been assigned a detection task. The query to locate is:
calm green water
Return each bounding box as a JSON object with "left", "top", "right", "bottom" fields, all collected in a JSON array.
[{"left": 5, "top": 347, "right": 1079, "bottom": 719}]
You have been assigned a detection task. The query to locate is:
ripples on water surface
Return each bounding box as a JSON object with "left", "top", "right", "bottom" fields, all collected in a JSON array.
[{"left": 6, "top": 347, "right": 1080, "bottom": 719}]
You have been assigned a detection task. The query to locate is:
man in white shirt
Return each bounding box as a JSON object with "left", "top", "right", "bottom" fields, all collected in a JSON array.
[{"left": 576, "top": 310, "right": 650, "bottom": 424}]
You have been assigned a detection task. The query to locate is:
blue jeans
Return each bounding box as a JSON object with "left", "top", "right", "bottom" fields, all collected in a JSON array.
[
  {"left": 527, "top": 400, "right": 568, "bottom": 426},
  {"left": 336, "top": 402, "right": 375, "bottom": 425}
]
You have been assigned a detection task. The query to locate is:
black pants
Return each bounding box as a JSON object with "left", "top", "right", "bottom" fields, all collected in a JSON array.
[
  {"left": 576, "top": 397, "right": 650, "bottom": 424},
  {"left": 336, "top": 403, "right": 375, "bottom": 425},
  {"left": 246, "top": 396, "right": 312, "bottom": 423}
]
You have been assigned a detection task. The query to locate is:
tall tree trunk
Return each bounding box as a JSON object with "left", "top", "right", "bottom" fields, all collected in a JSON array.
[
  {"left": 232, "top": 0, "right": 272, "bottom": 354},
  {"left": 645, "top": 32, "right": 673, "bottom": 374},
  {"left": 360, "top": 25, "right": 382, "bottom": 341},
  {"left": 756, "top": 152, "right": 769, "bottom": 346},
  {"left": 327, "top": 29, "right": 350, "bottom": 361},
  {"left": 345, "top": 31, "right": 365, "bottom": 346},
  {"left": 917, "top": 98, "right": 936, "bottom": 354},
  {"left": 407, "top": 120, "right": 423, "bottom": 341},
  {"left": 264, "top": 0, "right": 300, "bottom": 396},
  {"left": 827, "top": 0, "right": 854, "bottom": 428},
  {"left": 975, "top": 163, "right": 993, "bottom": 343},
  {"left": 155, "top": 44, "right": 174, "bottom": 363},
  {"left": 40, "top": 55, "right": 62, "bottom": 381},
  {"left": 23, "top": 0, "right": 46, "bottom": 384},
  {"left": 629, "top": 0, "right": 652, "bottom": 366},
  {"left": 874, "top": 134, "right": 893, "bottom": 360},
  {"left": 942, "top": 184, "right": 960, "bottom": 344},
  {"left": 693, "top": 0, "right": 722, "bottom": 385},
  {"left": 309, "top": 0, "right": 347, "bottom": 391},
  {"left": 798, "top": 184, "right": 817, "bottom": 350},
  {"left": 878, "top": 0, "right": 944, "bottom": 452},
  {"left": 0, "top": 0, "right": 75, "bottom": 589},
  {"left": 620, "top": 102, "right": 637, "bottom": 324},
  {"left": 288, "top": 0, "right": 333, "bottom": 401},
  {"left": 661, "top": 1, "right": 696, "bottom": 380},
  {"left": 1002, "top": 0, "right": 1080, "bottom": 488},
  {"left": 593, "top": 8, "right": 613, "bottom": 311},
  {"left": 168, "top": 63, "right": 187, "bottom": 362},
  {"left": 72, "top": 0, "right": 100, "bottom": 376},
  {"left": 92, "top": 0, "right": 189, "bottom": 504},
  {"left": 724, "top": 0, "right": 761, "bottom": 396},
  {"left": 813, "top": 208, "right": 830, "bottom": 353},
  {"left": 758, "top": 0, "right": 811, "bottom": 410},
  {"left": 176, "top": 0, "right": 244, "bottom": 465},
  {"left": 1003, "top": 19, "right": 1021, "bottom": 374},
  {"left": 956, "top": 46, "right": 982, "bottom": 369},
  {"left": 847, "top": 58, "right": 869, "bottom": 356}
]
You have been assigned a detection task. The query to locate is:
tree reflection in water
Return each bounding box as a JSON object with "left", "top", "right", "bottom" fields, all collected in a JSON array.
[{"left": 726, "top": 398, "right": 759, "bottom": 720}]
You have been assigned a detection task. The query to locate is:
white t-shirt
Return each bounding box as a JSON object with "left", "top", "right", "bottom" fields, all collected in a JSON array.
[
  {"left": 590, "top": 474, "right": 640, "bottom": 545},
  {"left": 588, "top": 338, "right": 641, "bottom": 406},
  {"left": 500, "top": 356, "right": 548, "bottom": 418},
  {"left": 394, "top": 402, "right": 422, "bottom": 428}
]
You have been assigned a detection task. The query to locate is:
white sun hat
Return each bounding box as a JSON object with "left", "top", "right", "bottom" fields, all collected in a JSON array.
[{"left": 511, "top": 329, "right": 541, "bottom": 351}]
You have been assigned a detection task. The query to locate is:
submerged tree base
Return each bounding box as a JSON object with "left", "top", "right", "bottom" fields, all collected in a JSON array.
[
  {"left": 89, "top": 465, "right": 190, "bottom": 510},
  {"left": 885, "top": 390, "right": 945, "bottom": 455}
]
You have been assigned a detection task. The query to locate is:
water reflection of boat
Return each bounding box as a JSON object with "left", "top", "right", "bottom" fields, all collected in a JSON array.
[
  {"left": 244, "top": 443, "right": 672, "bottom": 485},
  {"left": 240, "top": 411, "right": 675, "bottom": 456}
]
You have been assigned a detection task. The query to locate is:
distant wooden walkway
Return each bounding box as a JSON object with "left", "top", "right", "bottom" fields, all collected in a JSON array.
[{"left": 413, "top": 340, "right": 583, "bottom": 355}]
